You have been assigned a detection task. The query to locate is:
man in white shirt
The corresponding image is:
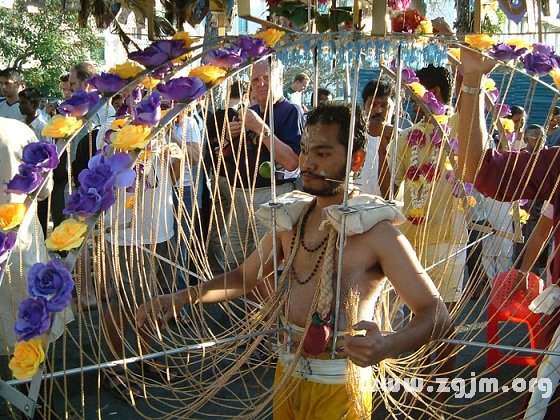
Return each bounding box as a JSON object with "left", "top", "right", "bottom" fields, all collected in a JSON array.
[
  {"left": 0, "top": 68, "right": 24, "bottom": 121},
  {"left": 18, "top": 88, "right": 50, "bottom": 143}
]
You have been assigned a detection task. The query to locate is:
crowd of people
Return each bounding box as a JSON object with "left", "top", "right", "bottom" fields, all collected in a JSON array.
[{"left": 1, "top": 45, "right": 559, "bottom": 418}]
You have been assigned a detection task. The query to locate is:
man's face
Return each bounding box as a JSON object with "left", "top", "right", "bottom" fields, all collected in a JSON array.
[
  {"left": 0, "top": 76, "right": 21, "bottom": 99},
  {"left": 69, "top": 70, "right": 88, "bottom": 93},
  {"left": 364, "top": 95, "right": 392, "bottom": 134},
  {"left": 318, "top": 93, "right": 332, "bottom": 105},
  {"left": 18, "top": 97, "right": 35, "bottom": 117},
  {"left": 295, "top": 79, "right": 309, "bottom": 92},
  {"left": 299, "top": 123, "right": 348, "bottom": 196},
  {"left": 250, "top": 64, "right": 281, "bottom": 107},
  {"left": 61, "top": 81, "right": 73, "bottom": 99}
]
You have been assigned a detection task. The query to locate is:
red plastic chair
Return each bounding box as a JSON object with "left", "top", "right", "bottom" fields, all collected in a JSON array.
[{"left": 487, "top": 269, "right": 544, "bottom": 373}]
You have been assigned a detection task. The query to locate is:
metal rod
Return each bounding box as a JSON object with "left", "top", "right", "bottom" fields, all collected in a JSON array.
[
  {"left": 437, "top": 337, "right": 560, "bottom": 357},
  {"left": 6, "top": 327, "right": 288, "bottom": 386},
  {"left": 424, "top": 232, "right": 493, "bottom": 271},
  {"left": 332, "top": 36, "right": 362, "bottom": 359},
  {"left": 389, "top": 43, "right": 403, "bottom": 200}
]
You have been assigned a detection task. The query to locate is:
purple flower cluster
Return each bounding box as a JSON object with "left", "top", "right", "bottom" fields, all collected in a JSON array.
[
  {"left": 423, "top": 91, "right": 446, "bottom": 115},
  {"left": 390, "top": 61, "right": 419, "bottom": 84},
  {"left": 88, "top": 73, "right": 128, "bottom": 95},
  {"left": 59, "top": 91, "right": 100, "bottom": 117},
  {"left": 14, "top": 297, "right": 51, "bottom": 342},
  {"left": 235, "top": 36, "right": 270, "bottom": 59},
  {"left": 129, "top": 40, "right": 189, "bottom": 68},
  {"left": 202, "top": 47, "right": 245, "bottom": 69},
  {"left": 490, "top": 43, "right": 528, "bottom": 61},
  {"left": 64, "top": 152, "right": 135, "bottom": 218},
  {"left": 28, "top": 259, "right": 74, "bottom": 312},
  {"left": 0, "top": 231, "right": 16, "bottom": 265},
  {"left": 522, "top": 43, "right": 560, "bottom": 76},
  {"left": 132, "top": 93, "right": 161, "bottom": 126},
  {"left": 156, "top": 77, "right": 206, "bottom": 102},
  {"left": 6, "top": 165, "right": 43, "bottom": 194}
]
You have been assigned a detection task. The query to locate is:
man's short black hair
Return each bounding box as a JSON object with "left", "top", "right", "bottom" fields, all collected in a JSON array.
[
  {"left": 361, "top": 77, "right": 394, "bottom": 104},
  {"left": 19, "top": 88, "right": 41, "bottom": 107},
  {"left": 416, "top": 65, "right": 452, "bottom": 104},
  {"left": 317, "top": 88, "right": 332, "bottom": 97},
  {"left": 306, "top": 103, "right": 367, "bottom": 153},
  {"left": 510, "top": 105, "right": 526, "bottom": 117},
  {"left": 60, "top": 74, "right": 70, "bottom": 83},
  {"left": 0, "top": 67, "right": 24, "bottom": 84}
]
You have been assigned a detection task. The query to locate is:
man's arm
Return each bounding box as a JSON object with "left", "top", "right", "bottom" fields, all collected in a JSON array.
[
  {"left": 137, "top": 232, "right": 282, "bottom": 328},
  {"left": 345, "top": 222, "right": 451, "bottom": 366},
  {"left": 243, "top": 108, "right": 299, "bottom": 171},
  {"left": 457, "top": 48, "right": 497, "bottom": 182}
]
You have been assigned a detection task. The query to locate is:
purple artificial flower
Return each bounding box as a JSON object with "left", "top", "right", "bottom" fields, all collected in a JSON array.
[
  {"left": 202, "top": 47, "right": 245, "bottom": 69},
  {"left": 64, "top": 187, "right": 110, "bottom": 217},
  {"left": 129, "top": 40, "right": 188, "bottom": 68},
  {"left": 6, "top": 165, "right": 43, "bottom": 194},
  {"left": 21, "top": 141, "right": 59, "bottom": 171},
  {"left": 59, "top": 91, "right": 100, "bottom": 117},
  {"left": 78, "top": 155, "right": 116, "bottom": 193},
  {"left": 156, "top": 77, "right": 206, "bottom": 102},
  {"left": 532, "top": 43, "right": 555, "bottom": 56},
  {"left": 522, "top": 52, "right": 559, "bottom": 76},
  {"left": 236, "top": 36, "right": 269, "bottom": 59},
  {"left": 487, "top": 88, "right": 499, "bottom": 104},
  {"left": 423, "top": 91, "right": 446, "bottom": 115},
  {"left": 0, "top": 231, "right": 16, "bottom": 265},
  {"left": 28, "top": 259, "right": 74, "bottom": 313},
  {"left": 87, "top": 73, "right": 128, "bottom": 95},
  {"left": 389, "top": 61, "right": 419, "bottom": 84},
  {"left": 108, "top": 153, "right": 136, "bottom": 188},
  {"left": 14, "top": 297, "right": 51, "bottom": 342},
  {"left": 494, "top": 102, "right": 511, "bottom": 117},
  {"left": 490, "top": 43, "right": 527, "bottom": 61},
  {"left": 133, "top": 92, "right": 161, "bottom": 126},
  {"left": 430, "top": 127, "right": 442, "bottom": 146},
  {"left": 150, "top": 62, "right": 174, "bottom": 80},
  {"left": 464, "top": 182, "right": 473, "bottom": 195},
  {"left": 115, "top": 103, "right": 130, "bottom": 118},
  {"left": 449, "top": 138, "right": 459, "bottom": 155}
]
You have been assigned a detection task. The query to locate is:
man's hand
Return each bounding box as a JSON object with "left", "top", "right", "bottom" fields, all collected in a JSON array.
[
  {"left": 459, "top": 46, "right": 498, "bottom": 77},
  {"left": 243, "top": 108, "right": 267, "bottom": 134},
  {"left": 345, "top": 321, "right": 388, "bottom": 367},
  {"left": 136, "top": 293, "right": 183, "bottom": 331},
  {"left": 227, "top": 119, "right": 243, "bottom": 141}
]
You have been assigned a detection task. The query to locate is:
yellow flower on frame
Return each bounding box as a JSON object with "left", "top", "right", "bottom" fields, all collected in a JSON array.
[
  {"left": 409, "top": 208, "right": 425, "bottom": 218},
  {"left": 254, "top": 29, "right": 285, "bottom": 48},
  {"left": 415, "top": 20, "right": 433, "bottom": 34},
  {"left": 485, "top": 78, "right": 497, "bottom": 91},
  {"left": 500, "top": 117, "right": 514, "bottom": 132},
  {"left": 466, "top": 196, "right": 477, "bottom": 207},
  {"left": 434, "top": 114, "right": 449, "bottom": 125},
  {"left": 409, "top": 82, "right": 427, "bottom": 97},
  {"left": 448, "top": 48, "right": 461, "bottom": 61},
  {"left": 465, "top": 34, "right": 497, "bottom": 50},
  {"left": 550, "top": 68, "right": 560, "bottom": 90},
  {"left": 111, "top": 124, "right": 152, "bottom": 151},
  {"left": 109, "top": 61, "right": 145, "bottom": 80},
  {"left": 142, "top": 77, "right": 160, "bottom": 89},
  {"left": 506, "top": 38, "right": 532, "bottom": 51},
  {"left": 45, "top": 218, "right": 88, "bottom": 251},
  {"left": 9, "top": 338, "right": 45, "bottom": 380},
  {"left": 41, "top": 115, "right": 83, "bottom": 139},
  {"left": 0, "top": 203, "right": 26, "bottom": 230},
  {"left": 110, "top": 117, "right": 130, "bottom": 130},
  {"left": 172, "top": 31, "right": 197, "bottom": 49},
  {"left": 125, "top": 196, "right": 136, "bottom": 209},
  {"left": 189, "top": 65, "right": 227, "bottom": 85}
]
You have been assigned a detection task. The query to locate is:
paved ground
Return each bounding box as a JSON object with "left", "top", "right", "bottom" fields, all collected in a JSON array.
[{"left": 4, "top": 290, "right": 538, "bottom": 419}]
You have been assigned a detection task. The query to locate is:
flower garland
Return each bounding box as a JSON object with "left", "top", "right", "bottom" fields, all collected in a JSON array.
[{"left": 3, "top": 28, "right": 285, "bottom": 379}]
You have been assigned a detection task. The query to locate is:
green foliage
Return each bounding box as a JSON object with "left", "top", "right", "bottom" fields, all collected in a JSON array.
[{"left": 0, "top": 0, "right": 101, "bottom": 98}]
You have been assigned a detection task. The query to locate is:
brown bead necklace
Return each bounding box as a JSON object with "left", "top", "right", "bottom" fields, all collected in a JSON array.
[{"left": 290, "top": 202, "right": 329, "bottom": 285}]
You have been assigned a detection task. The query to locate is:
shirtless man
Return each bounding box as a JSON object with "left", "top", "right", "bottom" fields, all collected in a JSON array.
[{"left": 137, "top": 103, "right": 450, "bottom": 418}]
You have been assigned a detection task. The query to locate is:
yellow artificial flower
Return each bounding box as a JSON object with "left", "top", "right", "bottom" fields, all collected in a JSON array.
[
  {"left": 415, "top": 20, "right": 433, "bottom": 35},
  {"left": 142, "top": 76, "right": 160, "bottom": 89},
  {"left": 111, "top": 124, "right": 152, "bottom": 151},
  {"left": 500, "top": 117, "right": 514, "bottom": 132},
  {"left": 172, "top": 31, "right": 197, "bottom": 49},
  {"left": 0, "top": 203, "right": 26, "bottom": 230},
  {"left": 409, "top": 208, "right": 425, "bottom": 218},
  {"left": 434, "top": 114, "right": 449, "bottom": 125},
  {"left": 138, "top": 148, "right": 152, "bottom": 162},
  {"left": 467, "top": 196, "right": 477, "bottom": 207},
  {"left": 409, "top": 82, "right": 427, "bottom": 97},
  {"left": 485, "top": 78, "right": 497, "bottom": 91},
  {"left": 448, "top": 48, "right": 461, "bottom": 62},
  {"left": 45, "top": 218, "right": 88, "bottom": 251},
  {"left": 41, "top": 115, "right": 83, "bottom": 139},
  {"left": 444, "top": 158, "right": 454, "bottom": 171},
  {"left": 550, "top": 68, "right": 560, "bottom": 90},
  {"left": 254, "top": 28, "right": 285, "bottom": 48},
  {"left": 511, "top": 208, "right": 530, "bottom": 224},
  {"left": 110, "top": 117, "right": 130, "bottom": 130},
  {"left": 125, "top": 196, "right": 136, "bottom": 209},
  {"left": 189, "top": 65, "right": 227, "bottom": 85},
  {"left": 109, "top": 61, "right": 145, "bottom": 80},
  {"left": 506, "top": 38, "right": 532, "bottom": 51},
  {"left": 465, "top": 34, "right": 497, "bottom": 50},
  {"left": 9, "top": 338, "right": 45, "bottom": 380}
]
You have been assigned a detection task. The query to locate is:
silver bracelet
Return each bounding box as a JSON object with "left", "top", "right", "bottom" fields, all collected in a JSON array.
[{"left": 461, "top": 84, "right": 484, "bottom": 95}]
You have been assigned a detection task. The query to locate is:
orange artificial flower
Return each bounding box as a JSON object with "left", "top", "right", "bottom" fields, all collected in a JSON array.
[
  {"left": 42, "top": 115, "right": 83, "bottom": 138},
  {"left": 189, "top": 65, "right": 227, "bottom": 85},
  {"left": 9, "top": 338, "right": 46, "bottom": 380},
  {"left": 45, "top": 219, "right": 88, "bottom": 251},
  {"left": 254, "top": 29, "right": 285, "bottom": 48},
  {"left": 0, "top": 203, "right": 26, "bottom": 230},
  {"left": 465, "top": 34, "right": 497, "bottom": 50}
]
